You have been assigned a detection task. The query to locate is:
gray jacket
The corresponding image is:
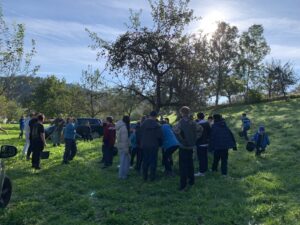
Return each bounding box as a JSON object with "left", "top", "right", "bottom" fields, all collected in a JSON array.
[{"left": 174, "top": 117, "right": 203, "bottom": 149}]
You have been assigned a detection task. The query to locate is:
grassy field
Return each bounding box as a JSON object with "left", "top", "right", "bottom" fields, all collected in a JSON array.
[{"left": 0, "top": 99, "right": 300, "bottom": 225}]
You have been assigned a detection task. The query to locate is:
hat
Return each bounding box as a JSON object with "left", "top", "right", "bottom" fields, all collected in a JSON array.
[
  {"left": 150, "top": 111, "right": 158, "bottom": 117},
  {"left": 259, "top": 126, "right": 265, "bottom": 132}
]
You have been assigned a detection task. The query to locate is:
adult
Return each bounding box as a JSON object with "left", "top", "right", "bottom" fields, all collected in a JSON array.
[
  {"left": 26, "top": 113, "right": 38, "bottom": 160},
  {"left": 19, "top": 116, "right": 25, "bottom": 139},
  {"left": 22, "top": 113, "right": 35, "bottom": 156},
  {"left": 161, "top": 122, "right": 179, "bottom": 176},
  {"left": 210, "top": 114, "right": 237, "bottom": 176},
  {"left": 102, "top": 117, "right": 116, "bottom": 169},
  {"left": 140, "top": 111, "right": 163, "bottom": 181},
  {"left": 30, "top": 114, "right": 46, "bottom": 169},
  {"left": 116, "top": 116, "right": 131, "bottom": 179},
  {"left": 174, "top": 106, "right": 203, "bottom": 191},
  {"left": 63, "top": 118, "right": 78, "bottom": 164},
  {"left": 51, "top": 115, "right": 65, "bottom": 147},
  {"left": 195, "top": 112, "right": 211, "bottom": 177}
]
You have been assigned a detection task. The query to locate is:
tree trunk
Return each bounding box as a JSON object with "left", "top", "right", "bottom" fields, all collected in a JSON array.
[{"left": 155, "top": 75, "right": 162, "bottom": 113}]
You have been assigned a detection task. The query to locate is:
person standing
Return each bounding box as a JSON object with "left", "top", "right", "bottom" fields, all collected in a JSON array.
[
  {"left": 140, "top": 111, "right": 163, "bottom": 181},
  {"left": 174, "top": 106, "right": 203, "bottom": 191},
  {"left": 102, "top": 117, "right": 116, "bottom": 169},
  {"left": 210, "top": 114, "right": 237, "bottom": 176},
  {"left": 116, "top": 116, "right": 131, "bottom": 179},
  {"left": 195, "top": 112, "right": 211, "bottom": 177},
  {"left": 19, "top": 116, "right": 25, "bottom": 139},
  {"left": 63, "top": 118, "right": 78, "bottom": 164},
  {"left": 241, "top": 113, "right": 251, "bottom": 141},
  {"left": 51, "top": 115, "right": 65, "bottom": 147},
  {"left": 26, "top": 113, "right": 38, "bottom": 160},
  {"left": 30, "top": 114, "right": 46, "bottom": 169},
  {"left": 134, "top": 121, "right": 143, "bottom": 172}
]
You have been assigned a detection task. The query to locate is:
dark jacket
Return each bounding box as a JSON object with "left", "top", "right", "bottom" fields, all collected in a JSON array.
[
  {"left": 196, "top": 120, "right": 211, "bottom": 146},
  {"left": 140, "top": 119, "right": 163, "bottom": 149},
  {"left": 174, "top": 117, "right": 203, "bottom": 149},
  {"left": 209, "top": 120, "right": 236, "bottom": 151}
]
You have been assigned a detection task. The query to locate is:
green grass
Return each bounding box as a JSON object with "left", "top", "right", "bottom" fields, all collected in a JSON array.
[{"left": 1, "top": 99, "right": 300, "bottom": 225}]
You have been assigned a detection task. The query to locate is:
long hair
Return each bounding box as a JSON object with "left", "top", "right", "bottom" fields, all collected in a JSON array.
[{"left": 122, "top": 115, "right": 130, "bottom": 136}]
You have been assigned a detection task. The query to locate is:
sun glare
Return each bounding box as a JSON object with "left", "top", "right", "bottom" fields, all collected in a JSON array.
[{"left": 199, "top": 10, "right": 227, "bottom": 34}]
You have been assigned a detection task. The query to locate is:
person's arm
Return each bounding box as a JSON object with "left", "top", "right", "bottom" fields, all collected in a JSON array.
[{"left": 40, "top": 125, "right": 46, "bottom": 146}]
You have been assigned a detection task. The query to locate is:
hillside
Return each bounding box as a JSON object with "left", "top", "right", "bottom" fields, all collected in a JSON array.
[{"left": 0, "top": 99, "right": 299, "bottom": 225}]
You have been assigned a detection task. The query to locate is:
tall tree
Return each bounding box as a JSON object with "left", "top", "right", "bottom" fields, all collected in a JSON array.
[
  {"left": 209, "top": 22, "right": 239, "bottom": 106},
  {"left": 236, "top": 24, "right": 270, "bottom": 102},
  {"left": 87, "top": 0, "right": 195, "bottom": 112},
  {"left": 0, "top": 7, "right": 39, "bottom": 97},
  {"left": 80, "top": 66, "right": 105, "bottom": 118}
]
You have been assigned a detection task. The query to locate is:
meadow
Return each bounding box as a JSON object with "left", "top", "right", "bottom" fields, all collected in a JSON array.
[{"left": 0, "top": 99, "right": 300, "bottom": 225}]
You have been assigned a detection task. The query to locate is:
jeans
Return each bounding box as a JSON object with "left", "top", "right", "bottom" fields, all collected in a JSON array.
[
  {"left": 179, "top": 148, "right": 194, "bottom": 189},
  {"left": 142, "top": 147, "right": 158, "bottom": 181},
  {"left": 22, "top": 133, "right": 30, "bottom": 155},
  {"left": 212, "top": 149, "right": 229, "bottom": 175},
  {"left": 63, "top": 139, "right": 77, "bottom": 162},
  {"left": 119, "top": 150, "right": 130, "bottom": 179},
  {"left": 163, "top": 146, "right": 178, "bottom": 172},
  {"left": 135, "top": 147, "right": 143, "bottom": 171},
  {"left": 196, "top": 145, "right": 208, "bottom": 173},
  {"left": 243, "top": 127, "right": 249, "bottom": 141},
  {"left": 31, "top": 144, "right": 43, "bottom": 168}
]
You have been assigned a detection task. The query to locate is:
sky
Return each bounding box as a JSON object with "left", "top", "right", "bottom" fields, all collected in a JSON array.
[{"left": 2, "top": 0, "right": 300, "bottom": 84}]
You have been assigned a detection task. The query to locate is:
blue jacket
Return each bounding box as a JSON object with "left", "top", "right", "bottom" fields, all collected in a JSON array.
[
  {"left": 242, "top": 117, "right": 251, "bottom": 129},
  {"left": 130, "top": 132, "right": 137, "bottom": 148},
  {"left": 251, "top": 132, "right": 270, "bottom": 148},
  {"left": 64, "top": 123, "right": 76, "bottom": 140},
  {"left": 161, "top": 124, "right": 179, "bottom": 150},
  {"left": 19, "top": 118, "right": 25, "bottom": 130},
  {"left": 209, "top": 120, "right": 236, "bottom": 151}
]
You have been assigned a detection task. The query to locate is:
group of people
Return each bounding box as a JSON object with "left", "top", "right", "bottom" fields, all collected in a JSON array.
[
  {"left": 18, "top": 107, "right": 270, "bottom": 191},
  {"left": 99, "top": 107, "right": 234, "bottom": 190},
  {"left": 21, "top": 113, "right": 78, "bottom": 169}
]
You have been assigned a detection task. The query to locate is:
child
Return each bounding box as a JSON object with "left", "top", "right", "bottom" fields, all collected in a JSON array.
[
  {"left": 19, "top": 116, "right": 25, "bottom": 139},
  {"left": 251, "top": 126, "right": 270, "bottom": 156},
  {"left": 241, "top": 113, "right": 251, "bottom": 140}
]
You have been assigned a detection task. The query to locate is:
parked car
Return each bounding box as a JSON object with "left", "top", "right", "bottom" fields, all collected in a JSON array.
[
  {"left": 75, "top": 118, "right": 103, "bottom": 138},
  {"left": 0, "top": 145, "right": 17, "bottom": 208}
]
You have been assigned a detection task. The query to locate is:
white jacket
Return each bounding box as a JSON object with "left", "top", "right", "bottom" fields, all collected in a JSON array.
[{"left": 116, "top": 120, "right": 130, "bottom": 152}]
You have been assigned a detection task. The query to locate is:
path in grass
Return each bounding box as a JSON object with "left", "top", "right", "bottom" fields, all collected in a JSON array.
[{"left": 0, "top": 99, "right": 300, "bottom": 225}]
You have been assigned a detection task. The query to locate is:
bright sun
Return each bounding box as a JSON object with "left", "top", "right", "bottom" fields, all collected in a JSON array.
[{"left": 199, "top": 10, "right": 227, "bottom": 34}]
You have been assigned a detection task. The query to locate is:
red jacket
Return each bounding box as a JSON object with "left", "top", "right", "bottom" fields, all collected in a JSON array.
[{"left": 103, "top": 123, "right": 116, "bottom": 147}]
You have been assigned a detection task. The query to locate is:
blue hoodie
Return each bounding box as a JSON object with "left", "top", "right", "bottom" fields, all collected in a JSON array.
[
  {"left": 251, "top": 131, "right": 270, "bottom": 148},
  {"left": 161, "top": 124, "right": 179, "bottom": 150}
]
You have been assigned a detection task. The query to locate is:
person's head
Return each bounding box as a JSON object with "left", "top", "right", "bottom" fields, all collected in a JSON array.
[
  {"left": 21, "top": 115, "right": 24, "bottom": 119},
  {"left": 213, "top": 114, "right": 222, "bottom": 123},
  {"left": 37, "top": 114, "right": 45, "bottom": 123},
  {"left": 242, "top": 113, "right": 247, "bottom": 118},
  {"left": 208, "top": 116, "right": 213, "bottom": 121},
  {"left": 106, "top": 116, "right": 113, "bottom": 124},
  {"left": 30, "top": 112, "right": 36, "bottom": 118},
  {"left": 197, "top": 112, "right": 205, "bottom": 120},
  {"left": 149, "top": 111, "right": 158, "bottom": 120},
  {"left": 66, "top": 117, "right": 73, "bottom": 124},
  {"left": 180, "top": 106, "right": 191, "bottom": 117},
  {"left": 259, "top": 126, "right": 265, "bottom": 134},
  {"left": 164, "top": 118, "right": 170, "bottom": 124}
]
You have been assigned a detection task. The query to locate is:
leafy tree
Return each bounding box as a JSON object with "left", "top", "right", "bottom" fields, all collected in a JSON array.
[
  {"left": 236, "top": 24, "right": 270, "bottom": 102},
  {"left": 80, "top": 66, "right": 105, "bottom": 118},
  {"left": 87, "top": 0, "right": 195, "bottom": 112},
  {"left": 209, "top": 22, "right": 239, "bottom": 106},
  {"left": 265, "top": 60, "right": 298, "bottom": 100},
  {"left": 0, "top": 7, "right": 39, "bottom": 97},
  {"left": 222, "top": 75, "right": 244, "bottom": 104},
  {"left": 30, "top": 76, "right": 70, "bottom": 117}
]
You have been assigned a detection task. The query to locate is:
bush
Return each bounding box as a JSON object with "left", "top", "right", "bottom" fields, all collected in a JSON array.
[{"left": 247, "top": 89, "right": 263, "bottom": 103}]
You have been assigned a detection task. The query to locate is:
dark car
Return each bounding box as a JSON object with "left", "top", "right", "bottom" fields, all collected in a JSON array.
[{"left": 75, "top": 118, "right": 103, "bottom": 138}]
